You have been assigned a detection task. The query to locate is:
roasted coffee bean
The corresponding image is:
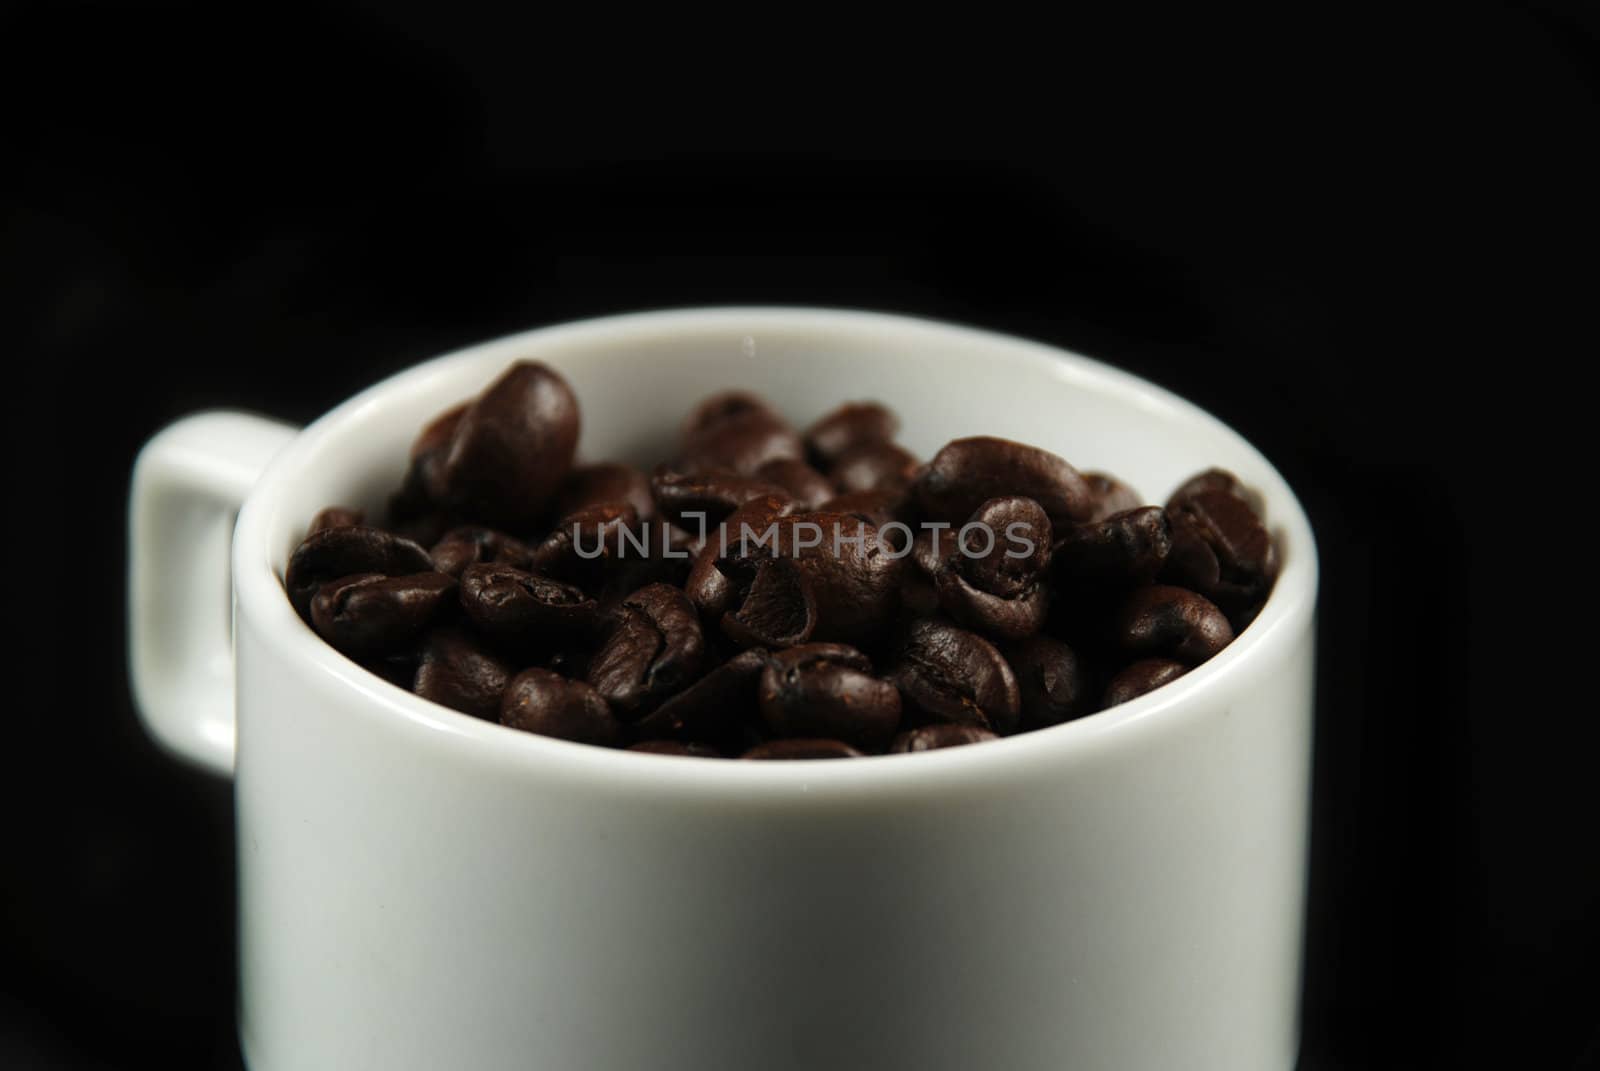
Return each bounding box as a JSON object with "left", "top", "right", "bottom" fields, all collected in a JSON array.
[
  {"left": 699, "top": 493, "right": 800, "bottom": 568},
  {"left": 588, "top": 518, "right": 694, "bottom": 608},
  {"left": 500, "top": 668, "right": 619, "bottom": 747},
  {"left": 679, "top": 392, "right": 804, "bottom": 476},
  {"left": 1053, "top": 507, "right": 1172, "bottom": 593},
  {"left": 829, "top": 440, "right": 920, "bottom": 494},
  {"left": 720, "top": 558, "right": 817, "bottom": 649},
  {"left": 413, "top": 627, "right": 512, "bottom": 720},
  {"left": 681, "top": 497, "right": 796, "bottom": 624},
  {"left": 755, "top": 458, "right": 836, "bottom": 510},
  {"left": 458, "top": 562, "right": 600, "bottom": 646},
  {"left": 1168, "top": 468, "right": 1264, "bottom": 518},
  {"left": 919, "top": 497, "right": 1052, "bottom": 640},
  {"left": 899, "top": 525, "right": 958, "bottom": 617},
  {"left": 935, "top": 562, "right": 1049, "bottom": 640},
  {"left": 397, "top": 403, "right": 467, "bottom": 515},
  {"left": 1169, "top": 489, "right": 1273, "bottom": 580},
  {"left": 527, "top": 502, "right": 639, "bottom": 588},
  {"left": 428, "top": 361, "right": 580, "bottom": 529},
  {"left": 915, "top": 436, "right": 1093, "bottom": 527},
  {"left": 309, "top": 571, "right": 457, "bottom": 658},
  {"left": 741, "top": 739, "right": 864, "bottom": 760},
  {"left": 429, "top": 525, "right": 537, "bottom": 578},
  {"left": 781, "top": 511, "right": 905, "bottom": 645},
  {"left": 686, "top": 512, "right": 903, "bottom": 646},
  {"left": 758, "top": 644, "right": 901, "bottom": 751},
  {"left": 1113, "top": 585, "right": 1233, "bottom": 664},
  {"left": 631, "top": 648, "right": 769, "bottom": 748},
  {"left": 889, "top": 724, "right": 999, "bottom": 752},
  {"left": 681, "top": 392, "right": 776, "bottom": 440},
  {"left": 1103, "top": 658, "right": 1188, "bottom": 707},
  {"left": 804, "top": 401, "right": 899, "bottom": 466},
  {"left": 818, "top": 488, "right": 913, "bottom": 533},
  {"left": 955, "top": 498, "right": 1052, "bottom": 598},
  {"left": 600, "top": 518, "right": 699, "bottom": 599},
  {"left": 889, "top": 619, "right": 1021, "bottom": 733},
  {"left": 308, "top": 506, "right": 364, "bottom": 533},
  {"left": 553, "top": 461, "right": 655, "bottom": 521},
  {"left": 1006, "top": 635, "right": 1093, "bottom": 729},
  {"left": 627, "top": 740, "right": 723, "bottom": 757},
  {"left": 1163, "top": 486, "right": 1276, "bottom": 626},
  {"left": 587, "top": 583, "right": 707, "bottom": 716},
  {"left": 651, "top": 468, "right": 791, "bottom": 529},
  {"left": 1083, "top": 473, "right": 1143, "bottom": 522},
  {"left": 286, "top": 525, "right": 435, "bottom": 620}
]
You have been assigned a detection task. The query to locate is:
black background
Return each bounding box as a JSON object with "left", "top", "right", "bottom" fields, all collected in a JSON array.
[{"left": 5, "top": 4, "right": 1597, "bottom": 1069}]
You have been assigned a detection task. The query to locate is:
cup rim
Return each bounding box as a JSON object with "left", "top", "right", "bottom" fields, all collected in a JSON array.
[{"left": 233, "top": 306, "right": 1319, "bottom": 794}]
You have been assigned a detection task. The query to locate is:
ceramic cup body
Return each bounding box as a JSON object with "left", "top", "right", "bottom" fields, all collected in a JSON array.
[{"left": 132, "top": 308, "right": 1317, "bottom": 1071}]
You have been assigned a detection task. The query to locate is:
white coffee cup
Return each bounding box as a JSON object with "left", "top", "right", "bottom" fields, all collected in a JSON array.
[{"left": 128, "top": 307, "right": 1318, "bottom": 1071}]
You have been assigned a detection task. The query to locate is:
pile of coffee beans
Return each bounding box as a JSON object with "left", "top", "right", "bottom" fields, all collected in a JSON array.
[{"left": 286, "top": 361, "right": 1277, "bottom": 758}]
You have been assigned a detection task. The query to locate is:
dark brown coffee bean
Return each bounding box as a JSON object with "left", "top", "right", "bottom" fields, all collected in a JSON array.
[
  {"left": 553, "top": 461, "right": 655, "bottom": 521},
  {"left": 915, "top": 436, "right": 1093, "bottom": 526},
  {"left": 587, "top": 584, "right": 706, "bottom": 716},
  {"left": 921, "top": 497, "right": 1052, "bottom": 640},
  {"left": 1113, "top": 585, "right": 1233, "bottom": 664},
  {"left": 889, "top": 724, "right": 999, "bottom": 752},
  {"left": 526, "top": 502, "right": 639, "bottom": 588},
  {"left": 935, "top": 562, "right": 1050, "bottom": 640},
  {"left": 1103, "top": 658, "right": 1188, "bottom": 707},
  {"left": 598, "top": 518, "right": 700, "bottom": 601},
  {"left": 679, "top": 392, "right": 803, "bottom": 476},
  {"left": 430, "top": 361, "right": 580, "bottom": 529},
  {"left": 888, "top": 619, "right": 1021, "bottom": 734},
  {"left": 309, "top": 571, "right": 457, "bottom": 658},
  {"left": 1169, "top": 489, "right": 1273, "bottom": 581},
  {"left": 650, "top": 468, "right": 791, "bottom": 529},
  {"left": 286, "top": 525, "right": 435, "bottom": 620},
  {"left": 829, "top": 440, "right": 920, "bottom": 494},
  {"left": 678, "top": 494, "right": 798, "bottom": 621},
  {"left": 955, "top": 497, "right": 1053, "bottom": 599},
  {"left": 804, "top": 402, "right": 899, "bottom": 466},
  {"left": 754, "top": 458, "right": 836, "bottom": 510},
  {"left": 686, "top": 512, "right": 904, "bottom": 646},
  {"left": 1163, "top": 485, "right": 1276, "bottom": 626},
  {"left": 458, "top": 562, "right": 599, "bottom": 646},
  {"left": 897, "top": 525, "right": 957, "bottom": 617},
  {"left": 500, "top": 668, "right": 619, "bottom": 747},
  {"left": 413, "top": 627, "right": 512, "bottom": 720},
  {"left": 741, "top": 739, "right": 864, "bottom": 760},
  {"left": 627, "top": 740, "right": 723, "bottom": 757},
  {"left": 720, "top": 558, "right": 817, "bottom": 649},
  {"left": 308, "top": 506, "right": 364, "bottom": 534},
  {"left": 1168, "top": 468, "right": 1264, "bottom": 518},
  {"left": 698, "top": 494, "right": 800, "bottom": 569},
  {"left": 631, "top": 648, "right": 769, "bottom": 748},
  {"left": 1053, "top": 507, "right": 1172, "bottom": 593},
  {"left": 1083, "top": 472, "right": 1143, "bottom": 522},
  {"left": 758, "top": 644, "right": 901, "bottom": 751},
  {"left": 681, "top": 391, "right": 774, "bottom": 440},
  {"left": 429, "top": 525, "right": 537, "bottom": 578},
  {"left": 1005, "top": 635, "right": 1093, "bottom": 729},
  {"left": 817, "top": 488, "right": 914, "bottom": 533},
  {"left": 396, "top": 403, "right": 467, "bottom": 515}
]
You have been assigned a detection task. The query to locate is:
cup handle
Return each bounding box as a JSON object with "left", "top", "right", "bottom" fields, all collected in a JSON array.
[{"left": 128, "top": 411, "right": 300, "bottom": 777}]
